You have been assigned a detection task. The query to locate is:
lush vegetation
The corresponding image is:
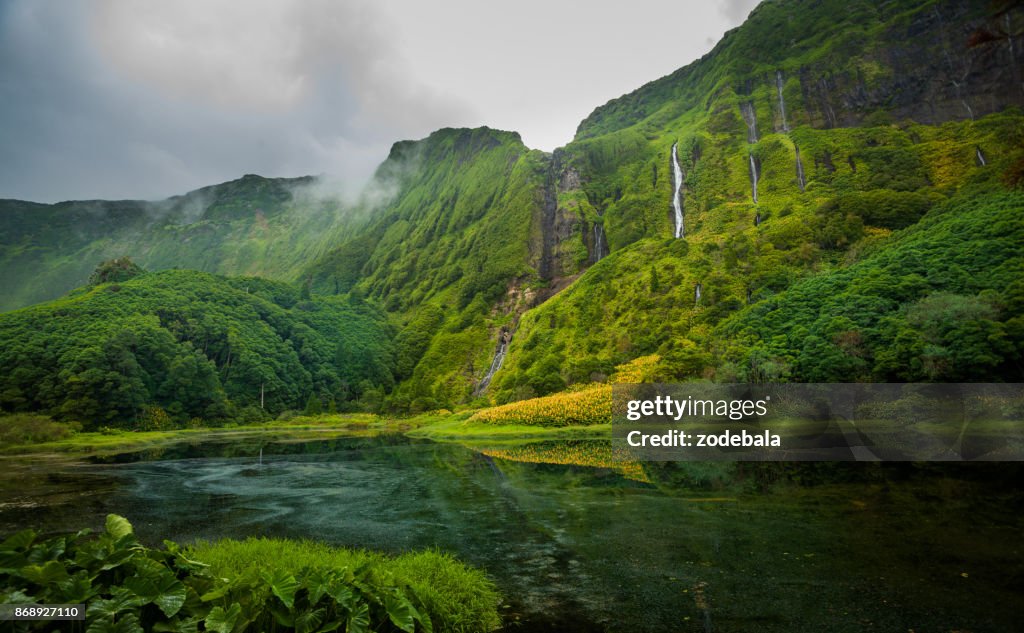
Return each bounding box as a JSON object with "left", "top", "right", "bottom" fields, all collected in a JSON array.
[
  {"left": 498, "top": 188, "right": 1024, "bottom": 397},
  {"left": 2, "top": 0, "right": 1023, "bottom": 419},
  {"left": 0, "top": 175, "right": 355, "bottom": 312},
  {"left": 189, "top": 539, "right": 500, "bottom": 633},
  {"left": 306, "top": 128, "right": 557, "bottom": 411},
  {"left": 0, "top": 515, "right": 499, "bottom": 632},
  {"left": 0, "top": 267, "right": 396, "bottom": 429}
]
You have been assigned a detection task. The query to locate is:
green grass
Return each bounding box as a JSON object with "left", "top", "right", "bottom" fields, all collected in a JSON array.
[{"left": 189, "top": 538, "right": 502, "bottom": 633}]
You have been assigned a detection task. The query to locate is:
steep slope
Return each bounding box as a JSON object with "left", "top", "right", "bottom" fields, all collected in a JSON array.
[
  {"left": 305, "top": 127, "right": 594, "bottom": 409},
  {"left": 0, "top": 175, "right": 352, "bottom": 311},
  {"left": 491, "top": 0, "right": 1024, "bottom": 400}
]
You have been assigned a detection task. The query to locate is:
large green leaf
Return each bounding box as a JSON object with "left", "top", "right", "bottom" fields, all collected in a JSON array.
[
  {"left": 1, "top": 529, "right": 36, "bottom": 551},
  {"left": 85, "top": 613, "right": 145, "bottom": 633},
  {"left": 384, "top": 594, "right": 417, "bottom": 633},
  {"left": 0, "top": 550, "right": 28, "bottom": 572},
  {"left": 329, "top": 583, "right": 356, "bottom": 611},
  {"left": 20, "top": 559, "right": 69, "bottom": 585},
  {"left": 295, "top": 607, "right": 326, "bottom": 633},
  {"left": 105, "top": 515, "right": 134, "bottom": 540},
  {"left": 124, "top": 571, "right": 187, "bottom": 618},
  {"left": 152, "top": 616, "right": 203, "bottom": 633},
  {"left": 153, "top": 580, "right": 188, "bottom": 619},
  {"left": 263, "top": 569, "right": 300, "bottom": 609},
  {"left": 89, "top": 587, "right": 149, "bottom": 619},
  {"left": 204, "top": 603, "right": 241, "bottom": 633},
  {"left": 56, "top": 570, "right": 98, "bottom": 603},
  {"left": 26, "top": 536, "right": 66, "bottom": 564},
  {"left": 346, "top": 602, "right": 370, "bottom": 633}
]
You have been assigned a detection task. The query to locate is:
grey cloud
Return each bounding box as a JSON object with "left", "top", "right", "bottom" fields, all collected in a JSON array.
[{"left": 0, "top": 0, "right": 473, "bottom": 203}]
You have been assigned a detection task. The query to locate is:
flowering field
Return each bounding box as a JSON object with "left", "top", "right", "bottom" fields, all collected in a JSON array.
[{"left": 470, "top": 385, "right": 611, "bottom": 427}]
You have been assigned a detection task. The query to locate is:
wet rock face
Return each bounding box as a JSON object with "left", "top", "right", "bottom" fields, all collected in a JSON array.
[
  {"left": 796, "top": 0, "right": 1024, "bottom": 127},
  {"left": 559, "top": 166, "right": 582, "bottom": 192}
]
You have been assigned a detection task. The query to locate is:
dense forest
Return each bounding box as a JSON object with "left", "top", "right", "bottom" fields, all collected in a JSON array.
[{"left": 0, "top": 263, "right": 395, "bottom": 428}]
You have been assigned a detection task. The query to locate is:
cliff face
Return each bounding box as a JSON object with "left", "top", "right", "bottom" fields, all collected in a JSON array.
[
  {"left": 576, "top": 0, "right": 1023, "bottom": 140},
  {"left": 793, "top": 0, "right": 1023, "bottom": 127}
]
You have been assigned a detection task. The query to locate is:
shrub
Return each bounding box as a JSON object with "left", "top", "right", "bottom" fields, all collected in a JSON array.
[{"left": 0, "top": 413, "right": 80, "bottom": 446}]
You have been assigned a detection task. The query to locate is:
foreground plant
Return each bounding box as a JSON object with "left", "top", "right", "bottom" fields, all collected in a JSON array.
[{"left": 0, "top": 515, "right": 496, "bottom": 632}]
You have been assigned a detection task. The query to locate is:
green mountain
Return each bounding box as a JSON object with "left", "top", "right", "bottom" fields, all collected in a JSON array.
[
  {"left": 0, "top": 174, "right": 353, "bottom": 312},
  {"left": 487, "top": 0, "right": 1024, "bottom": 400},
  {"left": 1, "top": 0, "right": 1023, "bottom": 422}
]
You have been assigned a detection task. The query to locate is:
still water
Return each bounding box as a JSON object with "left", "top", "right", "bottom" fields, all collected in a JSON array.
[{"left": 1, "top": 435, "right": 1021, "bottom": 632}]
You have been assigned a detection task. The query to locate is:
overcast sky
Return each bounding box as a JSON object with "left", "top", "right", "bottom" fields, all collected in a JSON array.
[{"left": 0, "top": 0, "right": 759, "bottom": 203}]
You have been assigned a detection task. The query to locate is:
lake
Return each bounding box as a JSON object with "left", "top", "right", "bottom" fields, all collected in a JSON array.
[{"left": 1, "top": 434, "right": 1021, "bottom": 632}]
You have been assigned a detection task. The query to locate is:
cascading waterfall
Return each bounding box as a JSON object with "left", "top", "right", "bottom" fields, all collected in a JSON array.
[
  {"left": 748, "top": 154, "right": 759, "bottom": 204},
  {"left": 741, "top": 101, "right": 757, "bottom": 142},
  {"left": 474, "top": 330, "right": 511, "bottom": 396},
  {"left": 976, "top": 147, "right": 987, "bottom": 166},
  {"left": 593, "top": 224, "right": 606, "bottom": 261},
  {"left": 671, "top": 142, "right": 685, "bottom": 238},
  {"left": 795, "top": 146, "right": 807, "bottom": 191},
  {"left": 775, "top": 70, "right": 789, "bottom": 132},
  {"left": 694, "top": 283, "right": 702, "bottom": 306}
]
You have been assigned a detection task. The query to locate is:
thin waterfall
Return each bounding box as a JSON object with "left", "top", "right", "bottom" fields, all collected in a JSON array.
[
  {"left": 976, "top": 147, "right": 987, "bottom": 166},
  {"left": 740, "top": 102, "right": 759, "bottom": 143},
  {"left": 671, "top": 143, "right": 685, "bottom": 238},
  {"left": 694, "top": 283, "right": 702, "bottom": 306},
  {"left": 593, "top": 224, "right": 606, "bottom": 261},
  {"left": 748, "top": 154, "right": 759, "bottom": 204},
  {"left": 795, "top": 145, "right": 806, "bottom": 191},
  {"left": 475, "top": 330, "right": 510, "bottom": 396},
  {"left": 776, "top": 70, "right": 789, "bottom": 132}
]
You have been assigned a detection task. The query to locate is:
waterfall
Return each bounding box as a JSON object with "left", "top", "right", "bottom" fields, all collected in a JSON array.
[
  {"left": 671, "top": 143, "right": 685, "bottom": 238},
  {"left": 976, "top": 147, "right": 987, "bottom": 166},
  {"left": 775, "top": 70, "right": 789, "bottom": 132},
  {"left": 593, "top": 224, "right": 606, "bottom": 261},
  {"left": 795, "top": 146, "right": 806, "bottom": 191},
  {"left": 748, "top": 154, "right": 759, "bottom": 204},
  {"left": 694, "top": 283, "right": 702, "bottom": 306},
  {"left": 740, "top": 102, "right": 759, "bottom": 143},
  {"left": 475, "top": 330, "right": 510, "bottom": 396}
]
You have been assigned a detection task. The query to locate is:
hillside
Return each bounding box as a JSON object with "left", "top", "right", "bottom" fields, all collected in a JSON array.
[
  {"left": 306, "top": 127, "right": 594, "bottom": 409},
  {"left": 488, "top": 0, "right": 1024, "bottom": 401},
  {"left": 0, "top": 267, "right": 395, "bottom": 427},
  {"left": 0, "top": 174, "right": 354, "bottom": 312}
]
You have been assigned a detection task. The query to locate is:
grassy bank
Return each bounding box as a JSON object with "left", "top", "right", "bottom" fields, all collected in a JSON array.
[{"left": 0, "top": 413, "right": 398, "bottom": 457}]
